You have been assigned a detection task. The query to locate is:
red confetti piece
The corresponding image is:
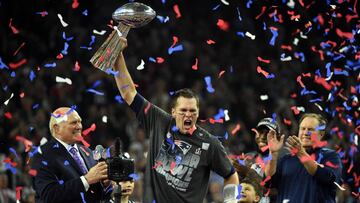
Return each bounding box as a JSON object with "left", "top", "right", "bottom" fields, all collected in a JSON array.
[
  {"left": 296, "top": 76, "right": 305, "bottom": 88},
  {"left": 9, "top": 18, "right": 20, "bottom": 34},
  {"left": 9, "top": 58, "right": 27, "bottom": 69},
  {"left": 206, "top": 39, "right": 216, "bottom": 44},
  {"left": 336, "top": 28, "right": 354, "bottom": 39},
  {"left": 192, "top": 58, "right": 198, "bottom": 70},
  {"left": 353, "top": 172, "right": 360, "bottom": 187},
  {"left": 56, "top": 53, "right": 63, "bottom": 59},
  {"left": 188, "top": 125, "right": 196, "bottom": 135},
  {"left": 216, "top": 19, "right": 230, "bottom": 31},
  {"left": 255, "top": 6, "right": 267, "bottom": 20},
  {"left": 283, "top": 118, "right": 292, "bottom": 125},
  {"left": 325, "top": 161, "right": 339, "bottom": 169},
  {"left": 173, "top": 4, "right": 181, "bottom": 18},
  {"left": 290, "top": 106, "right": 300, "bottom": 115},
  {"left": 231, "top": 124, "right": 241, "bottom": 135},
  {"left": 4, "top": 112, "right": 13, "bottom": 119},
  {"left": 170, "top": 36, "right": 179, "bottom": 48},
  {"left": 152, "top": 161, "right": 163, "bottom": 169},
  {"left": 311, "top": 132, "right": 328, "bottom": 148},
  {"left": 72, "top": 0, "right": 79, "bottom": 9},
  {"left": 256, "top": 66, "right": 270, "bottom": 78},
  {"left": 13, "top": 42, "right": 25, "bottom": 56},
  {"left": 82, "top": 123, "right": 96, "bottom": 136},
  {"left": 28, "top": 169, "right": 37, "bottom": 176},
  {"left": 16, "top": 135, "right": 33, "bottom": 152},
  {"left": 209, "top": 118, "right": 224, "bottom": 124},
  {"left": 260, "top": 176, "right": 271, "bottom": 186},
  {"left": 16, "top": 186, "right": 23, "bottom": 200},
  {"left": 299, "top": 0, "right": 305, "bottom": 7},
  {"left": 170, "top": 161, "right": 176, "bottom": 174},
  {"left": 79, "top": 146, "right": 90, "bottom": 156},
  {"left": 19, "top": 92, "right": 25, "bottom": 98},
  {"left": 260, "top": 145, "right": 269, "bottom": 152},
  {"left": 257, "top": 56, "right": 270, "bottom": 64},
  {"left": 144, "top": 102, "right": 151, "bottom": 114},
  {"left": 300, "top": 154, "right": 315, "bottom": 163},
  {"left": 74, "top": 61, "right": 80, "bottom": 71},
  {"left": 281, "top": 45, "right": 292, "bottom": 51},
  {"left": 218, "top": 70, "right": 225, "bottom": 78},
  {"left": 76, "top": 136, "right": 90, "bottom": 148},
  {"left": 4, "top": 157, "right": 17, "bottom": 167},
  {"left": 314, "top": 76, "right": 332, "bottom": 91},
  {"left": 156, "top": 57, "right": 164, "bottom": 64}
]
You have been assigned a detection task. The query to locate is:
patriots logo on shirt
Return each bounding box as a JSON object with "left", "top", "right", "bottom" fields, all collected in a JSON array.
[{"left": 174, "top": 140, "right": 192, "bottom": 155}]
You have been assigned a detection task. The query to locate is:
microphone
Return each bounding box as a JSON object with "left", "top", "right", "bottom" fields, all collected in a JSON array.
[
  {"left": 114, "top": 137, "right": 121, "bottom": 157},
  {"left": 94, "top": 145, "right": 105, "bottom": 161}
]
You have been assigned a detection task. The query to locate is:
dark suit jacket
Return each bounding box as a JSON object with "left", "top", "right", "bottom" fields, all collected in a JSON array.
[{"left": 31, "top": 138, "right": 111, "bottom": 203}]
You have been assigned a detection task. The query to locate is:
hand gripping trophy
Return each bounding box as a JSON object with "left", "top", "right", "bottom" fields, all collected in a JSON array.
[{"left": 90, "top": 2, "right": 156, "bottom": 71}]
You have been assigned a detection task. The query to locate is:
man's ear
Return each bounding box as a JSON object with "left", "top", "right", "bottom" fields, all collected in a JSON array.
[
  {"left": 53, "top": 124, "right": 59, "bottom": 133},
  {"left": 171, "top": 108, "right": 176, "bottom": 117},
  {"left": 254, "top": 195, "right": 261, "bottom": 203}
]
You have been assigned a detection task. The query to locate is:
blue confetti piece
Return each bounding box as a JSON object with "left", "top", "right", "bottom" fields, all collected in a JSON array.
[
  {"left": 342, "top": 101, "right": 351, "bottom": 111},
  {"left": 263, "top": 22, "right": 267, "bottom": 30},
  {"left": 212, "top": 4, "right": 221, "bottom": 11},
  {"left": 28, "top": 146, "right": 39, "bottom": 157},
  {"left": 10, "top": 71, "right": 15, "bottom": 77},
  {"left": 92, "top": 80, "right": 102, "bottom": 88},
  {"left": 87, "top": 89, "right": 104, "bottom": 96},
  {"left": 168, "top": 44, "right": 183, "bottom": 55},
  {"left": 263, "top": 154, "right": 272, "bottom": 163},
  {"left": 59, "top": 180, "right": 64, "bottom": 184},
  {"left": 266, "top": 73, "right": 275, "bottom": 79},
  {"left": 334, "top": 69, "right": 349, "bottom": 76},
  {"left": 325, "top": 62, "right": 331, "bottom": 78},
  {"left": 89, "top": 35, "right": 96, "bottom": 46},
  {"left": 300, "top": 88, "right": 317, "bottom": 95},
  {"left": 224, "top": 132, "right": 228, "bottom": 140},
  {"left": 61, "top": 42, "right": 69, "bottom": 55},
  {"left": 42, "top": 161, "right": 48, "bottom": 166},
  {"left": 315, "top": 69, "right": 321, "bottom": 77},
  {"left": 80, "top": 46, "right": 92, "bottom": 50},
  {"left": 64, "top": 160, "right": 69, "bottom": 166},
  {"left": 214, "top": 108, "right": 225, "bottom": 120},
  {"left": 294, "top": 52, "right": 305, "bottom": 62},
  {"left": 229, "top": 65, "right": 233, "bottom": 73},
  {"left": 129, "top": 173, "right": 140, "bottom": 181},
  {"left": 166, "top": 138, "right": 175, "bottom": 150},
  {"left": 115, "top": 95, "right": 124, "bottom": 104},
  {"left": 333, "top": 54, "right": 345, "bottom": 61},
  {"left": 149, "top": 57, "right": 156, "bottom": 63},
  {"left": 236, "top": 7, "right": 242, "bottom": 21},
  {"left": 161, "top": 0, "right": 166, "bottom": 4},
  {"left": 35, "top": 11, "right": 48, "bottom": 16},
  {"left": 309, "top": 98, "right": 322, "bottom": 102},
  {"left": 32, "top": 103, "right": 40, "bottom": 109},
  {"left": 29, "top": 70, "right": 36, "bottom": 81},
  {"left": 246, "top": 0, "right": 253, "bottom": 8},
  {"left": 237, "top": 185, "right": 242, "bottom": 199},
  {"left": 317, "top": 153, "right": 323, "bottom": 163},
  {"left": 237, "top": 159, "right": 245, "bottom": 166},
  {"left": 271, "top": 113, "right": 277, "bottom": 122},
  {"left": 171, "top": 125, "right": 179, "bottom": 132},
  {"left": 53, "top": 143, "right": 59, "bottom": 148},
  {"left": 62, "top": 32, "right": 74, "bottom": 41},
  {"left": 236, "top": 31, "right": 245, "bottom": 37},
  {"left": 105, "top": 68, "right": 119, "bottom": 76},
  {"left": 316, "top": 124, "right": 326, "bottom": 131},
  {"left": 175, "top": 155, "right": 182, "bottom": 165},
  {"left": 9, "top": 147, "right": 19, "bottom": 159},
  {"left": 156, "top": 15, "right": 169, "bottom": 23},
  {"left": 105, "top": 148, "right": 111, "bottom": 158},
  {"left": 169, "top": 91, "right": 175, "bottom": 96},
  {"left": 204, "top": 76, "right": 215, "bottom": 93},
  {"left": 80, "top": 192, "right": 86, "bottom": 203},
  {"left": 0, "top": 57, "right": 9, "bottom": 69},
  {"left": 44, "top": 62, "right": 56, "bottom": 68},
  {"left": 5, "top": 163, "right": 16, "bottom": 174},
  {"left": 82, "top": 9, "right": 88, "bottom": 16}
]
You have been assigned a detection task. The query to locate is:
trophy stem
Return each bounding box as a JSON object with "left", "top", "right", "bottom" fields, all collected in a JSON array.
[{"left": 90, "top": 24, "right": 130, "bottom": 71}]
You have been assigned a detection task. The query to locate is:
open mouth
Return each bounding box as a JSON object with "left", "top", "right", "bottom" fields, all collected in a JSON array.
[
  {"left": 121, "top": 189, "right": 132, "bottom": 193},
  {"left": 184, "top": 120, "right": 192, "bottom": 128}
]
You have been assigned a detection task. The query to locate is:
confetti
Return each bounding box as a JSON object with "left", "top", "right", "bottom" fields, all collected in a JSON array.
[
  {"left": 56, "top": 76, "right": 72, "bottom": 85},
  {"left": 192, "top": 58, "right": 198, "bottom": 70},
  {"left": 173, "top": 4, "right": 182, "bottom": 18},
  {"left": 57, "top": 13, "right": 69, "bottom": 27},
  {"left": 137, "top": 59, "right": 145, "bottom": 70},
  {"left": 4, "top": 93, "right": 14, "bottom": 105},
  {"left": 204, "top": 76, "right": 215, "bottom": 93}
]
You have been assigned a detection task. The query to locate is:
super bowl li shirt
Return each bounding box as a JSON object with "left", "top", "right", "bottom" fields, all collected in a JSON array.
[{"left": 130, "top": 93, "right": 234, "bottom": 203}]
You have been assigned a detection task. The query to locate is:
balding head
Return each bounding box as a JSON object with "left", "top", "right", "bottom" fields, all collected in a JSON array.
[{"left": 49, "top": 107, "right": 75, "bottom": 137}]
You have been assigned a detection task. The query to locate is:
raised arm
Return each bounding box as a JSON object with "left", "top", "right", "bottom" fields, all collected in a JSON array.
[
  {"left": 113, "top": 38, "right": 137, "bottom": 105},
  {"left": 264, "top": 130, "right": 285, "bottom": 177}
]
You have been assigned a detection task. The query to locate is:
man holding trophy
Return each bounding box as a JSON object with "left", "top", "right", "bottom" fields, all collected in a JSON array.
[{"left": 90, "top": 2, "right": 239, "bottom": 203}]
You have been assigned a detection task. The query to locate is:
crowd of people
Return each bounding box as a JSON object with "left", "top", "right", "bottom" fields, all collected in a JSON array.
[{"left": 1, "top": 0, "right": 359, "bottom": 202}]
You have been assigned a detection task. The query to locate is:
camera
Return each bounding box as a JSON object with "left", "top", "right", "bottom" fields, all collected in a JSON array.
[{"left": 106, "top": 137, "right": 135, "bottom": 183}]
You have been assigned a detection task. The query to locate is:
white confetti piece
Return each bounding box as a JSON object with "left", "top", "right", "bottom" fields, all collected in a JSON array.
[
  {"left": 293, "top": 38, "right": 299, "bottom": 45},
  {"left": 260, "top": 95, "right": 268, "bottom": 100},
  {"left": 102, "top": 115, "right": 108, "bottom": 123},
  {"left": 299, "top": 31, "right": 308, "bottom": 39},
  {"left": 4, "top": 93, "right": 14, "bottom": 105},
  {"left": 314, "top": 103, "right": 323, "bottom": 111},
  {"left": 286, "top": 0, "right": 295, "bottom": 8},
  {"left": 220, "top": 0, "right": 229, "bottom": 5},
  {"left": 245, "top": 31, "right": 256, "bottom": 40},
  {"left": 224, "top": 109, "right": 230, "bottom": 121},
  {"left": 137, "top": 59, "right": 145, "bottom": 70},
  {"left": 355, "top": 135, "right": 358, "bottom": 146},
  {"left": 334, "top": 182, "right": 346, "bottom": 191},
  {"left": 57, "top": 14, "right": 68, "bottom": 27},
  {"left": 281, "top": 56, "right": 292, "bottom": 61},
  {"left": 56, "top": 76, "right": 72, "bottom": 85},
  {"left": 93, "top": 29, "right": 106, "bottom": 35},
  {"left": 297, "top": 106, "right": 305, "bottom": 112},
  {"left": 282, "top": 200, "right": 290, "bottom": 203},
  {"left": 113, "top": 26, "right": 123, "bottom": 37}
]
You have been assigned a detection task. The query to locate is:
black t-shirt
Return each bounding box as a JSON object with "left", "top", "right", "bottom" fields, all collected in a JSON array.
[{"left": 130, "top": 93, "right": 234, "bottom": 203}]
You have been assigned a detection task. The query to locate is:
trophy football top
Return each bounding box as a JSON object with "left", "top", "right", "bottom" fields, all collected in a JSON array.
[{"left": 112, "top": 2, "right": 156, "bottom": 28}]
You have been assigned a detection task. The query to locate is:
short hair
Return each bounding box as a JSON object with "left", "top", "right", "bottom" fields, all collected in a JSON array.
[
  {"left": 241, "top": 177, "right": 263, "bottom": 198},
  {"left": 170, "top": 88, "right": 199, "bottom": 109},
  {"left": 299, "top": 113, "right": 327, "bottom": 135},
  {"left": 49, "top": 107, "right": 73, "bottom": 136}
]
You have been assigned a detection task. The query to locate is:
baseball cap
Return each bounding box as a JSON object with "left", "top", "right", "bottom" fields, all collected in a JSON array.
[{"left": 256, "top": 117, "right": 280, "bottom": 134}]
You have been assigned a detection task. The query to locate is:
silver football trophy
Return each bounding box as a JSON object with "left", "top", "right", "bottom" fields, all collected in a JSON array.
[{"left": 90, "top": 2, "right": 156, "bottom": 71}]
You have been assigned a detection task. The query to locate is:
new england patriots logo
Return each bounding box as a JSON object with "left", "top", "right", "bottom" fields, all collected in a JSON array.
[{"left": 174, "top": 140, "right": 192, "bottom": 155}]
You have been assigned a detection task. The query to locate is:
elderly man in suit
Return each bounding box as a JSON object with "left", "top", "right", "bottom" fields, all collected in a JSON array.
[{"left": 32, "top": 107, "right": 111, "bottom": 203}]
